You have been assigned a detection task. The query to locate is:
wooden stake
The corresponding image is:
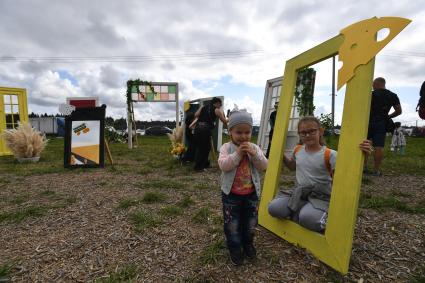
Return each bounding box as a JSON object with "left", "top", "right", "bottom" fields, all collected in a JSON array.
[{"left": 104, "top": 138, "right": 114, "bottom": 165}]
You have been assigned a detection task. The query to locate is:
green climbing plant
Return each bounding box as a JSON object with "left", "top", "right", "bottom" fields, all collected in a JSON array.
[{"left": 294, "top": 68, "right": 316, "bottom": 116}]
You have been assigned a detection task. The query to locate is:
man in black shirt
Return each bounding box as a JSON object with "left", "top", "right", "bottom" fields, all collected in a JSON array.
[
  {"left": 365, "top": 77, "right": 402, "bottom": 176},
  {"left": 265, "top": 101, "right": 278, "bottom": 158}
]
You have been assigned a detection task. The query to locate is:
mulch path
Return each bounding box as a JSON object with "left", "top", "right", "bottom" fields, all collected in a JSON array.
[{"left": 1, "top": 170, "right": 424, "bottom": 282}]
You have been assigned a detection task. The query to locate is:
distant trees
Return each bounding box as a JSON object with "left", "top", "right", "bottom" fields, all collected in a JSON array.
[{"left": 28, "top": 114, "right": 179, "bottom": 130}]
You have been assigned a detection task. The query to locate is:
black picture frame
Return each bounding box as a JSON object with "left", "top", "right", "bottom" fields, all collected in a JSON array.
[{"left": 64, "top": 105, "right": 106, "bottom": 168}]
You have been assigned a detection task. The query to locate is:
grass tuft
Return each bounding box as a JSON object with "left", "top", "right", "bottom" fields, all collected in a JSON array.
[
  {"left": 192, "top": 207, "right": 213, "bottom": 224},
  {"left": 360, "top": 193, "right": 425, "bottom": 214},
  {"left": 130, "top": 211, "right": 162, "bottom": 233},
  {"left": 95, "top": 265, "right": 138, "bottom": 283},
  {"left": 160, "top": 205, "right": 184, "bottom": 217},
  {"left": 199, "top": 239, "right": 226, "bottom": 265},
  {"left": 141, "top": 192, "right": 167, "bottom": 204},
  {"left": 177, "top": 195, "right": 195, "bottom": 208},
  {"left": 117, "top": 198, "right": 140, "bottom": 209}
]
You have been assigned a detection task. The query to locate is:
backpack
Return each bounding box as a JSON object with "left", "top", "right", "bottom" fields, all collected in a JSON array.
[
  {"left": 418, "top": 82, "right": 425, "bottom": 120},
  {"left": 417, "top": 96, "right": 425, "bottom": 120},
  {"left": 293, "top": 145, "right": 333, "bottom": 177}
]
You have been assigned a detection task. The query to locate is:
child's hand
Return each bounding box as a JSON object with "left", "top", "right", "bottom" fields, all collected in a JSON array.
[
  {"left": 236, "top": 145, "right": 245, "bottom": 156},
  {"left": 240, "top": 142, "right": 256, "bottom": 156},
  {"left": 359, "top": 139, "right": 373, "bottom": 155}
]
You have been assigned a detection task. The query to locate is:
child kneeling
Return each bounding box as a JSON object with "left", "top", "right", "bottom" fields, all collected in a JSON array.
[
  {"left": 268, "top": 116, "right": 372, "bottom": 233},
  {"left": 218, "top": 109, "right": 268, "bottom": 265}
]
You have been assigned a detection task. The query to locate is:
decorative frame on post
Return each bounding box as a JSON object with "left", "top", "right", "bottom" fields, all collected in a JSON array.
[
  {"left": 258, "top": 17, "right": 411, "bottom": 274},
  {"left": 126, "top": 80, "right": 179, "bottom": 149}
]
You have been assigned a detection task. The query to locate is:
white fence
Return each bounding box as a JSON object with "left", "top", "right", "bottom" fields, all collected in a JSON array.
[{"left": 30, "top": 117, "right": 59, "bottom": 134}]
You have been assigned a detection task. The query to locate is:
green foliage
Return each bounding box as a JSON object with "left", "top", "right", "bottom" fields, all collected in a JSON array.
[
  {"left": 141, "top": 192, "right": 167, "bottom": 204},
  {"left": 130, "top": 211, "right": 162, "bottom": 233},
  {"left": 160, "top": 205, "right": 184, "bottom": 217},
  {"left": 318, "top": 113, "right": 333, "bottom": 130},
  {"left": 360, "top": 193, "right": 425, "bottom": 214},
  {"left": 192, "top": 207, "right": 213, "bottom": 224},
  {"left": 0, "top": 263, "right": 12, "bottom": 281},
  {"left": 294, "top": 68, "right": 316, "bottom": 116},
  {"left": 199, "top": 239, "right": 226, "bottom": 265},
  {"left": 117, "top": 198, "right": 140, "bottom": 209},
  {"left": 95, "top": 265, "right": 138, "bottom": 283},
  {"left": 177, "top": 195, "right": 195, "bottom": 208}
]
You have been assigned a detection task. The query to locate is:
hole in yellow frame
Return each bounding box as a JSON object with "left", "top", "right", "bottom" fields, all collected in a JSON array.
[{"left": 258, "top": 17, "right": 410, "bottom": 275}]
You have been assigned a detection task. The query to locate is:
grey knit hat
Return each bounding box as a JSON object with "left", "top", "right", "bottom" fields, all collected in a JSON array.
[{"left": 228, "top": 109, "right": 253, "bottom": 129}]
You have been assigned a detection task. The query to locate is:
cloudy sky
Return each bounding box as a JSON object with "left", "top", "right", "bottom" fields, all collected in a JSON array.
[{"left": 1, "top": 0, "right": 424, "bottom": 126}]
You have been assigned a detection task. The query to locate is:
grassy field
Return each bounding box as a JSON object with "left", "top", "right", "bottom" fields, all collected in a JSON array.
[{"left": 0, "top": 135, "right": 424, "bottom": 282}]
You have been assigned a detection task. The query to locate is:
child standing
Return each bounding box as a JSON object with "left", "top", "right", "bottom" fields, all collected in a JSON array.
[
  {"left": 268, "top": 116, "right": 372, "bottom": 233},
  {"left": 218, "top": 109, "right": 268, "bottom": 265},
  {"left": 390, "top": 122, "right": 406, "bottom": 154}
]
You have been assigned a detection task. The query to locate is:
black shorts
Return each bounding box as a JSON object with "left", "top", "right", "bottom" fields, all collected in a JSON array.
[{"left": 367, "top": 120, "right": 386, "bottom": 147}]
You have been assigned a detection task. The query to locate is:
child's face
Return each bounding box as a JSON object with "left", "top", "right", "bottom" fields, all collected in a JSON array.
[
  {"left": 298, "top": 121, "right": 323, "bottom": 147},
  {"left": 229, "top": 123, "right": 252, "bottom": 145}
]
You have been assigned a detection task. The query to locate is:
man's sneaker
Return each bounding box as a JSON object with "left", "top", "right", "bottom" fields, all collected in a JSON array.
[
  {"left": 243, "top": 244, "right": 257, "bottom": 259},
  {"left": 229, "top": 249, "right": 243, "bottom": 266},
  {"left": 370, "top": 170, "right": 382, "bottom": 176}
]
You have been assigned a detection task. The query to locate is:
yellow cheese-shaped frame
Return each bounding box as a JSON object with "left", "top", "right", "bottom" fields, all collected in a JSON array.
[
  {"left": 258, "top": 17, "right": 410, "bottom": 274},
  {"left": 0, "top": 87, "right": 29, "bottom": 156}
]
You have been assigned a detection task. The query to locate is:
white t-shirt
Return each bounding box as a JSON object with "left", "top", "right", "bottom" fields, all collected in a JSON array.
[{"left": 293, "top": 145, "right": 337, "bottom": 187}]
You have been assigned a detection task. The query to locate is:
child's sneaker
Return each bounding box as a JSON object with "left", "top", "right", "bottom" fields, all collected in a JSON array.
[
  {"left": 229, "top": 249, "right": 243, "bottom": 266},
  {"left": 243, "top": 243, "right": 257, "bottom": 259}
]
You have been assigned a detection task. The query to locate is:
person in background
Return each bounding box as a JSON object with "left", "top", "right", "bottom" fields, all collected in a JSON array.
[
  {"left": 181, "top": 112, "right": 196, "bottom": 163},
  {"left": 390, "top": 122, "right": 406, "bottom": 155},
  {"left": 266, "top": 101, "right": 278, "bottom": 158},
  {"left": 365, "top": 77, "right": 402, "bottom": 176},
  {"left": 193, "top": 97, "right": 227, "bottom": 171}
]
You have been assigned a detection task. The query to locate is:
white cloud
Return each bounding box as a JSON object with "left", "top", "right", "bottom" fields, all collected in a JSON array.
[{"left": 0, "top": 0, "right": 423, "bottom": 127}]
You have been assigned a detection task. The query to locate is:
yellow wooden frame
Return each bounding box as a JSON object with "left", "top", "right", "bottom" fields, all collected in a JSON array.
[
  {"left": 258, "top": 17, "right": 410, "bottom": 274},
  {"left": 0, "top": 87, "right": 29, "bottom": 156}
]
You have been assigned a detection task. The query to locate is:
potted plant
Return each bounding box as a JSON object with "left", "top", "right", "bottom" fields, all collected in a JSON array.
[{"left": 1, "top": 122, "right": 48, "bottom": 162}]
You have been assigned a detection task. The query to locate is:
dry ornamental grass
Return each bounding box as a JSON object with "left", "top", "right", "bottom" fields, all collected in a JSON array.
[{"left": 1, "top": 123, "right": 48, "bottom": 159}]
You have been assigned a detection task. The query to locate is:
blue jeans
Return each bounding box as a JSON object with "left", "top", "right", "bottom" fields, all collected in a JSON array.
[{"left": 222, "top": 192, "right": 258, "bottom": 253}]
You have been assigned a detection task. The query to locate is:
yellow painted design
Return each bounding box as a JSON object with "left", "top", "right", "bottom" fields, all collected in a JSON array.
[
  {"left": 0, "top": 87, "right": 29, "bottom": 156},
  {"left": 337, "top": 17, "right": 411, "bottom": 90},
  {"left": 258, "top": 17, "right": 410, "bottom": 274},
  {"left": 184, "top": 101, "right": 190, "bottom": 112}
]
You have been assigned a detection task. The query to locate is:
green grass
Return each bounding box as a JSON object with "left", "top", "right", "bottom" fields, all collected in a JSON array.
[
  {"left": 39, "top": 190, "right": 56, "bottom": 196},
  {"left": 138, "top": 179, "right": 185, "bottom": 190},
  {"left": 193, "top": 183, "right": 211, "bottom": 190},
  {"left": 117, "top": 198, "right": 140, "bottom": 209},
  {"left": 192, "top": 207, "right": 213, "bottom": 224},
  {"left": 0, "top": 206, "right": 49, "bottom": 223},
  {"left": 326, "top": 135, "right": 425, "bottom": 176},
  {"left": 0, "top": 194, "right": 78, "bottom": 224},
  {"left": 176, "top": 195, "right": 195, "bottom": 208},
  {"left": 199, "top": 239, "right": 226, "bottom": 265},
  {"left": 9, "top": 194, "right": 30, "bottom": 205},
  {"left": 360, "top": 193, "right": 425, "bottom": 214},
  {"left": 409, "top": 265, "right": 425, "bottom": 283},
  {"left": 0, "top": 263, "right": 12, "bottom": 280},
  {"left": 130, "top": 211, "right": 162, "bottom": 233},
  {"left": 160, "top": 205, "right": 184, "bottom": 217},
  {"left": 95, "top": 265, "right": 138, "bottom": 283},
  {"left": 141, "top": 192, "right": 167, "bottom": 204}
]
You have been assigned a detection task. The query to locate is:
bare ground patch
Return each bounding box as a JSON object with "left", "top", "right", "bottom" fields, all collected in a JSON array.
[{"left": 0, "top": 169, "right": 424, "bottom": 282}]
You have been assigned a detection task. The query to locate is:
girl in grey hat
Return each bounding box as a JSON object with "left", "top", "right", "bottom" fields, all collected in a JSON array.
[{"left": 218, "top": 109, "right": 268, "bottom": 265}]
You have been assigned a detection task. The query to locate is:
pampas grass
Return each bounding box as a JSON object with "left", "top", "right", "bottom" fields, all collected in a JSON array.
[
  {"left": 1, "top": 122, "right": 48, "bottom": 158},
  {"left": 167, "top": 126, "right": 183, "bottom": 145}
]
